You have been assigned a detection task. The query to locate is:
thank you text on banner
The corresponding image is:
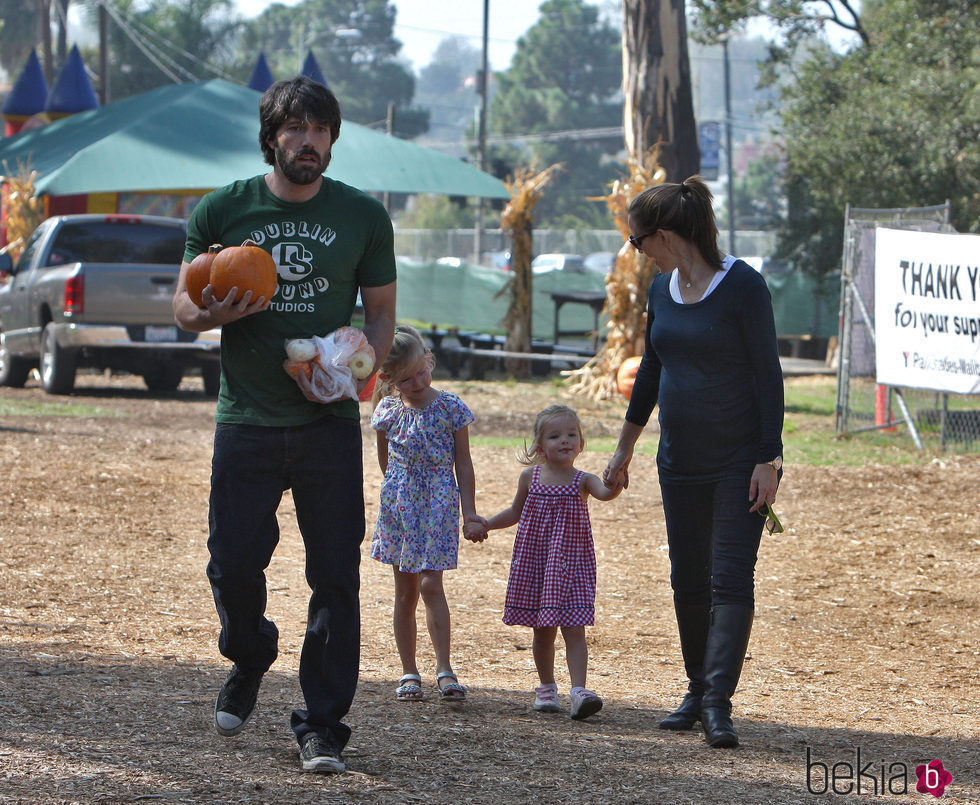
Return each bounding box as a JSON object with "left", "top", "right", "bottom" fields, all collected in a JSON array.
[{"left": 874, "top": 228, "right": 980, "bottom": 394}]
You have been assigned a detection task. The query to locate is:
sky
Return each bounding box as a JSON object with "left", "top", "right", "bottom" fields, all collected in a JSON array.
[
  {"left": 31, "top": 0, "right": 590, "bottom": 86},
  {"left": 233, "top": 0, "right": 554, "bottom": 71}
]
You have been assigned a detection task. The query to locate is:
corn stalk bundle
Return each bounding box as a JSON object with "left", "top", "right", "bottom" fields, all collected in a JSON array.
[
  {"left": 498, "top": 164, "right": 562, "bottom": 378},
  {"left": 1, "top": 160, "right": 44, "bottom": 261},
  {"left": 565, "top": 147, "right": 666, "bottom": 400}
]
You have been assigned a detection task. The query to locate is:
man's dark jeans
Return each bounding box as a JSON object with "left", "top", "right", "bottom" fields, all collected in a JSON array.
[{"left": 207, "top": 416, "right": 364, "bottom": 749}]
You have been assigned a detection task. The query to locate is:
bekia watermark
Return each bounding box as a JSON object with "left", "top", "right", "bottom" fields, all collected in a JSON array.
[{"left": 806, "top": 748, "right": 953, "bottom": 798}]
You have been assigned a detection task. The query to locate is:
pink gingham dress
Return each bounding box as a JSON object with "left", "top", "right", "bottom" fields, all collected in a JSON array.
[
  {"left": 370, "top": 391, "right": 474, "bottom": 573},
  {"left": 503, "top": 466, "right": 596, "bottom": 627}
]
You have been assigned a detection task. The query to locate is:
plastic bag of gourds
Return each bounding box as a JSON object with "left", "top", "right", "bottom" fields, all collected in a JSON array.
[{"left": 284, "top": 326, "right": 375, "bottom": 403}]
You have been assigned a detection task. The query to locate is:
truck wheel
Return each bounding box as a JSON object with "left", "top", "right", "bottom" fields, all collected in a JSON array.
[
  {"left": 0, "top": 336, "right": 32, "bottom": 387},
  {"left": 142, "top": 362, "right": 184, "bottom": 392},
  {"left": 201, "top": 362, "right": 220, "bottom": 398},
  {"left": 40, "top": 324, "right": 77, "bottom": 394}
]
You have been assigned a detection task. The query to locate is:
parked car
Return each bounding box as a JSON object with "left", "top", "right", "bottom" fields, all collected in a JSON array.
[
  {"left": 584, "top": 251, "right": 615, "bottom": 274},
  {"left": 481, "top": 250, "right": 512, "bottom": 271},
  {"left": 0, "top": 214, "right": 220, "bottom": 395},
  {"left": 531, "top": 253, "right": 586, "bottom": 274}
]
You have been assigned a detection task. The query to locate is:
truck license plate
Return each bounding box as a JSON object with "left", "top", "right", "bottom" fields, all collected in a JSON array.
[{"left": 145, "top": 325, "right": 178, "bottom": 343}]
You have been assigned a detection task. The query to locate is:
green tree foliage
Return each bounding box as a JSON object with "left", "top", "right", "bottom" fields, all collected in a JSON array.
[
  {"left": 489, "top": 0, "right": 622, "bottom": 227},
  {"left": 776, "top": 0, "right": 980, "bottom": 278},
  {"left": 689, "top": 0, "right": 869, "bottom": 50},
  {"left": 78, "top": 0, "right": 240, "bottom": 99},
  {"left": 694, "top": 0, "right": 979, "bottom": 281},
  {"left": 398, "top": 194, "right": 472, "bottom": 230},
  {"left": 237, "top": 0, "right": 427, "bottom": 138}
]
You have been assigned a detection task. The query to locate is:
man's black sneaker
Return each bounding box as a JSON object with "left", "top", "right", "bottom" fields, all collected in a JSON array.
[
  {"left": 214, "top": 665, "right": 263, "bottom": 736},
  {"left": 299, "top": 734, "right": 346, "bottom": 774}
]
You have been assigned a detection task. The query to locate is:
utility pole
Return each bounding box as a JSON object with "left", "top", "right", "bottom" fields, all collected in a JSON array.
[
  {"left": 473, "top": 0, "right": 489, "bottom": 264},
  {"left": 56, "top": 0, "right": 68, "bottom": 65},
  {"left": 39, "top": 0, "right": 54, "bottom": 82},
  {"left": 723, "top": 38, "right": 736, "bottom": 256},
  {"left": 383, "top": 101, "right": 396, "bottom": 211},
  {"left": 99, "top": 1, "right": 110, "bottom": 105}
]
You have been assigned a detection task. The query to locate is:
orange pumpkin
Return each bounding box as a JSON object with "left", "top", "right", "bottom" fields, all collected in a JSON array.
[
  {"left": 616, "top": 356, "right": 643, "bottom": 400},
  {"left": 209, "top": 239, "right": 278, "bottom": 304},
  {"left": 186, "top": 244, "right": 223, "bottom": 308}
]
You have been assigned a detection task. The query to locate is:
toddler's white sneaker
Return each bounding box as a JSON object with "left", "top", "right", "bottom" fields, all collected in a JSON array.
[
  {"left": 533, "top": 683, "right": 561, "bottom": 713},
  {"left": 570, "top": 687, "right": 603, "bottom": 720}
]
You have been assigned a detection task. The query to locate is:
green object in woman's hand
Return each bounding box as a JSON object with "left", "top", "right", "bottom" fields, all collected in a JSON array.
[{"left": 759, "top": 501, "right": 784, "bottom": 535}]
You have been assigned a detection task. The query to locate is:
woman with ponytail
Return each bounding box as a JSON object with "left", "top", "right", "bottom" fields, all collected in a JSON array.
[{"left": 603, "top": 176, "right": 784, "bottom": 748}]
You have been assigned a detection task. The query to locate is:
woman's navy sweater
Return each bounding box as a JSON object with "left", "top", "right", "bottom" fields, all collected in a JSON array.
[{"left": 625, "top": 260, "right": 784, "bottom": 483}]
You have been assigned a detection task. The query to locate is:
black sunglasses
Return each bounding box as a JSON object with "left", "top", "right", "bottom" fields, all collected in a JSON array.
[{"left": 628, "top": 232, "right": 656, "bottom": 250}]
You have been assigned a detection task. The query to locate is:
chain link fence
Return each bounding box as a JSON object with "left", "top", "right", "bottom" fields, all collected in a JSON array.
[
  {"left": 394, "top": 228, "right": 776, "bottom": 264},
  {"left": 835, "top": 203, "right": 980, "bottom": 452}
]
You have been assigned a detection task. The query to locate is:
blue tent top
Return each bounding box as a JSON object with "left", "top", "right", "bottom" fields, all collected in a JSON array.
[
  {"left": 300, "top": 51, "right": 328, "bottom": 88},
  {"left": 45, "top": 45, "right": 99, "bottom": 115},
  {"left": 3, "top": 50, "right": 49, "bottom": 118},
  {"left": 247, "top": 53, "right": 275, "bottom": 92}
]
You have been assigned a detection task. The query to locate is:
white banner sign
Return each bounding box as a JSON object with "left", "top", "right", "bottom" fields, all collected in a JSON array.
[{"left": 874, "top": 228, "right": 980, "bottom": 394}]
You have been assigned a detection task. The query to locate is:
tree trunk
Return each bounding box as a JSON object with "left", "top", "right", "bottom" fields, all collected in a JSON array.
[
  {"left": 37, "top": 0, "right": 54, "bottom": 81},
  {"left": 57, "top": 0, "right": 70, "bottom": 66},
  {"left": 622, "top": 0, "right": 700, "bottom": 180},
  {"left": 500, "top": 166, "right": 560, "bottom": 379},
  {"left": 504, "top": 221, "right": 533, "bottom": 378}
]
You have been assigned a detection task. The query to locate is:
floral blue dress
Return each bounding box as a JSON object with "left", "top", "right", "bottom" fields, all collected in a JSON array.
[{"left": 370, "top": 391, "right": 474, "bottom": 572}]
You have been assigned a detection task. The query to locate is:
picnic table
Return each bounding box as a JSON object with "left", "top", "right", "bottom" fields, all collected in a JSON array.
[{"left": 549, "top": 290, "right": 606, "bottom": 350}]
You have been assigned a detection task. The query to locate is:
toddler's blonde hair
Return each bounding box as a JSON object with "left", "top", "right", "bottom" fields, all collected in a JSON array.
[
  {"left": 372, "top": 325, "right": 432, "bottom": 407},
  {"left": 518, "top": 404, "right": 585, "bottom": 464}
]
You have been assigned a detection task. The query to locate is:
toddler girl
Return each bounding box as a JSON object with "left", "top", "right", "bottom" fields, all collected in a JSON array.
[
  {"left": 371, "top": 326, "right": 484, "bottom": 701},
  {"left": 484, "top": 405, "right": 621, "bottom": 718}
]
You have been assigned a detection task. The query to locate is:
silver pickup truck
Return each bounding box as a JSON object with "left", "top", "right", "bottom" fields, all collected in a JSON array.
[{"left": 0, "top": 213, "right": 220, "bottom": 395}]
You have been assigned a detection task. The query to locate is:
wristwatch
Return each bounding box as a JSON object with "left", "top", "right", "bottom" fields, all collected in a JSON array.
[{"left": 766, "top": 456, "right": 783, "bottom": 471}]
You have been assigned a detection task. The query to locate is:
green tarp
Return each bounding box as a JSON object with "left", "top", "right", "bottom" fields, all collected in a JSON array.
[
  {"left": 395, "top": 260, "right": 608, "bottom": 340},
  {"left": 0, "top": 79, "right": 508, "bottom": 199},
  {"left": 394, "top": 261, "right": 838, "bottom": 342},
  {"left": 765, "top": 271, "right": 839, "bottom": 338}
]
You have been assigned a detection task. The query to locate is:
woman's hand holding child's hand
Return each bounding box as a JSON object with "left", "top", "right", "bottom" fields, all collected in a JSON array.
[{"left": 463, "top": 514, "right": 488, "bottom": 543}]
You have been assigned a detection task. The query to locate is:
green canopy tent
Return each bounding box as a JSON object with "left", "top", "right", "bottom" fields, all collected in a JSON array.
[{"left": 0, "top": 79, "right": 508, "bottom": 200}]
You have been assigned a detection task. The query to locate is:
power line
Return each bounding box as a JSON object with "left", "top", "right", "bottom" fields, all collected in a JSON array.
[
  {"left": 125, "top": 10, "right": 234, "bottom": 81},
  {"left": 98, "top": 0, "right": 186, "bottom": 84},
  {"left": 94, "top": 0, "right": 236, "bottom": 85},
  {"left": 486, "top": 125, "right": 623, "bottom": 145},
  {"left": 394, "top": 22, "right": 517, "bottom": 48}
]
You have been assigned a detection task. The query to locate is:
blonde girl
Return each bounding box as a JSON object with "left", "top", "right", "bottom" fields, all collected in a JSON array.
[
  {"left": 484, "top": 405, "right": 621, "bottom": 719},
  {"left": 370, "top": 326, "right": 483, "bottom": 701}
]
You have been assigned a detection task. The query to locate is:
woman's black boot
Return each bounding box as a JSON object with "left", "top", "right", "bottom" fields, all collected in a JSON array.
[
  {"left": 658, "top": 600, "right": 710, "bottom": 730},
  {"left": 700, "top": 604, "right": 754, "bottom": 748}
]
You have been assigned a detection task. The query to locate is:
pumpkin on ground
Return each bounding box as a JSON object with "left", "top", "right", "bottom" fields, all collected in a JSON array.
[
  {"left": 616, "top": 355, "right": 643, "bottom": 400},
  {"left": 185, "top": 244, "right": 223, "bottom": 308},
  {"left": 208, "top": 240, "right": 278, "bottom": 304}
]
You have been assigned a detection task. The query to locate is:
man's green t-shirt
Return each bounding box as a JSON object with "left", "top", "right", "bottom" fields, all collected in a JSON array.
[{"left": 184, "top": 175, "right": 396, "bottom": 426}]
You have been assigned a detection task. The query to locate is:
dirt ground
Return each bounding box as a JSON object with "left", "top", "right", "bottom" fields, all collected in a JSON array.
[{"left": 0, "top": 370, "right": 978, "bottom": 805}]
